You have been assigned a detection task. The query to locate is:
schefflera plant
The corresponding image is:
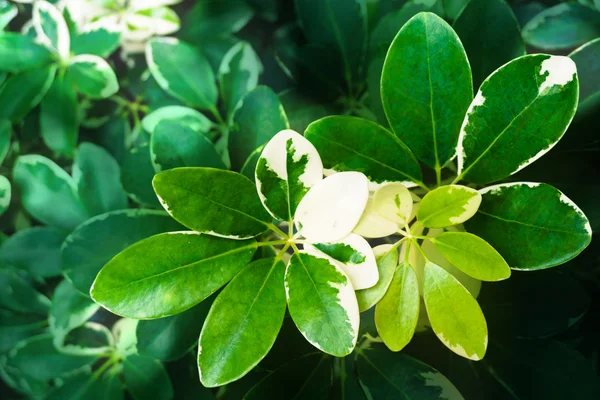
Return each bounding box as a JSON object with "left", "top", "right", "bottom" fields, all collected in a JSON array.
[
  {"left": 304, "top": 12, "right": 592, "bottom": 360},
  {"left": 90, "top": 129, "right": 381, "bottom": 387}
]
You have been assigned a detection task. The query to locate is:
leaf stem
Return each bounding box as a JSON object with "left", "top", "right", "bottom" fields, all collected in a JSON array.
[
  {"left": 91, "top": 354, "right": 118, "bottom": 380},
  {"left": 435, "top": 165, "right": 442, "bottom": 187},
  {"left": 267, "top": 223, "right": 288, "bottom": 239},
  {"left": 412, "top": 240, "right": 429, "bottom": 262},
  {"left": 208, "top": 105, "right": 225, "bottom": 126}
]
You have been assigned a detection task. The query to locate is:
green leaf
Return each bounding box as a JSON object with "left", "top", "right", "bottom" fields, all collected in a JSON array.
[
  {"left": 423, "top": 261, "right": 487, "bottom": 360},
  {"left": 45, "top": 368, "right": 124, "bottom": 400},
  {"left": 2, "top": 334, "right": 97, "bottom": 396},
  {"left": 49, "top": 280, "right": 99, "bottom": 344},
  {"left": 0, "top": 65, "right": 56, "bottom": 123},
  {"left": 0, "top": 1, "right": 17, "bottom": 30},
  {"left": 13, "top": 155, "right": 89, "bottom": 230},
  {"left": 142, "top": 106, "right": 212, "bottom": 134},
  {"left": 62, "top": 209, "right": 183, "bottom": 295},
  {"left": 0, "top": 269, "right": 50, "bottom": 316},
  {"left": 295, "top": 0, "right": 368, "bottom": 85},
  {"left": 522, "top": 3, "right": 600, "bottom": 50},
  {"left": 432, "top": 232, "right": 511, "bottom": 281},
  {"left": 146, "top": 38, "right": 218, "bottom": 111},
  {"left": 137, "top": 299, "right": 212, "bottom": 362},
  {"left": 0, "top": 119, "right": 10, "bottom": 165},
  {"left": 71, "top": 23, "right": 121, "bottom": 57},
  {"left": 91, "top": 232, "right": 257, "bottom": 318},
  {"left": 457, "top": 54, "right": 579, "bottom": 184},
  {"left": 0, "top": 33, "right": 53, "bottom": 73},
  {"left": 375, "top": 262, "right": 419, "bottom": 352},
  {"left": 68, "top": 55, "right": 119, "bottom": 99},
  {"left": 0, "top": 175, "right": 9, "bottom": 217},
  {"left": 278, "top": 89, "right": 328, "bottom": 135},
  {"left": 229, "top": 86, "right": 289, "bottom": 171},
  {"left": 198, "top": 258, "right": 286, "bottom": 387},
  {"left": 417, "top": 185, "right": 481, "bottom": 228},
  {"left": 294, "top": 171, "right": 369, "bottom": 243},
  {"left": 356, "top": 345, "right": 464, "bottom": 399},
  {"left": 285, "top": 252, "right": 359, "bottom": 357},
  {"left": 356, "top": 244, "right": 400, "bottom": 312},
  {"left": 123, "top": 355, "right": 174, "bottom": 400},
  {"left": 218, "top": 41, "right": 262, "bottom": 119},
  {"left": 256, "top": 129, "right": 322, "bottom": 221},
  {"left": 73, "top": 142, "right": 128, "bottom": 216},
  {"left": 151, "top": 121, "right": 225, "bottom": 172},
  {"left": 305, "top": 116, "right": 423, "bottom": 188},
  {"left": 0, "top": 311, "right": 48, "bottom": 354},
  {"left": 0, "top": 227, "right": 67, "bottom": 277},
  {"left": 453, "top": 0, "right": 525, "bottom": 89},
  {"left": 182, "top": 0, "right": 254, "bottom": 39},
  {"left": 41, "top": 73, "right": 78, "bottom": 158},
  {"left": 305, "top": 233, "right": 379, "bottom": 290},
  {"left": 570, "top": 38, "right": 600, "bottom": 114},
  {"left": 33, "top": 0, "right": 70, "bottom": 58},
  {"left": 113, "top": 318, "right": 138, "bottom": 358},
  {"left": 58, "top": 321, "right": 114, "bottom": 356},
  {"left": 121, "top": 145, "right": 161, "bottom": 207},
  {"left": 381, "top": 12, "right": 473, "bottom": 168},
  {"left": 464, "top": 182, "right": 592, "bottom": 270},
  {"left": 153, "top": 168, "right": 271, "bottom": 239}
]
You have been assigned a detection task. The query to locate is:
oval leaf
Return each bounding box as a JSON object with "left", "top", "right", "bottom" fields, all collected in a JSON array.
[
  {"left": 356, "top": 244, "right": 400, "bottom": 312},
  {"left": 256, "top": 129, "right": 323, "bottom": 221},
  {"left": 91, "top": 232, "right": 257, "bottom": 318},
  {"left": 68, "top": 55, "right": 119, "bottom": 99},
  {"left": 142, "top": 105, "right": 212, "bottom": 134},
  {"left": 457, "top": 54, "right": 579, "bottom": 184},
  {"left": 0, "top": 66, "right": 56, "bottom": 123},
  {"left": 381, "top": 12, "right": 473, "bottom": 168},
  {"left": 33, "top": 0, "right": 70, "bottom": 58},
  {"left": 373, "top": 182, "right": 414, "bottom": 224},
  {"left": 464, "top": 182, "right": 592, "bottom": 270},
  {"left": 0, "top": 33, "right": 52, "bottom": 73},
  {"left": 198, "top": 258, "right": 286, "bottom": 387},
  {"left": 417, "top": 185, "right": 481, "bottom": 228},
  {"left": 423, "top": 261, "right": 488, "bottom": 360},
  {"left": 153, "top": 168, "right": 271, "bottom": 239},
  {"left": 353, "top": 196, "right": 399, "bottom": 239},
  {"left": 285, "top": 252, "right": 359, "bottom": 357}
]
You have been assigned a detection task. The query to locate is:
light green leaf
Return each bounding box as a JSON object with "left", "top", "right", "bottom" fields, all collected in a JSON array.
[
  {"left": 353, "top": 196, "right": 399, "bottom": 239},
  {"left": 62, "top": 209, "right": 183, "bottom": 295},
  {"left": 153, "top": 168, "right": 271, "bottom": 239},
  {"left": 91, "top": 232, "right": 257, "bottom": 318},
  {"left": 465, "top": 182, "right": 592, "bottom": 270},
  {"left": 453, "top": 0, "right": 525, "bottom": 89},
  {"left": 432, "top": 232, "right": 511, "bottom": 281},
  {"left": 151, "top": 121, "right": 225, "bottom": 172},
  {"left": 229, "top": 86, "right": 289, "bottom": 171},
  {"left": 73, "top": 142, "right": 128, "bottom": 216},
  {"left": 457, "top": 54, "right": 579, "bottom": 184},
  {"left": 121, "top": 145, "right": 161, "bottom": 207},
  {"left": 423, "top": 261, "right": 487, "bottom": 360},
  {"left": 356, "top": 345, "right": 464, "bottom": 399},
  {"left": 218, "top": 41, "right": 262, "bottom": 118},
  {"left": 417, "top": 185, "right": 481, "bottom": 228},
  {"left": 0, "top": 175, "right": 9, "bottom": 217},
  {"left": 256, "top": 129, "right": 322, "bottom": 221},
  {"left": 0, "top": 227, "right": 67, "bottom": 277},
  {"left": 381, "top": 12, "right": 473, "bottom": 168},
  {"left": 356, "top": 244, "right": 400, "bottom": 312},
  {"left": 305, "top": 116, "right": 423, "bottom": 188},
  {"left": 13, "top": 155, "right": 89, "bottom": 230},
  {"left": 522, "top": 3, "right": 600, "bottom": 50},
  {"left": 71, "top": 22, "right": 121, "bottom": 57},
  {"left": 113, "top": 318, "right": 138, "bottom": 358},
  {"left": 0, "top": 119, "right": 10, "bottom": 165},
  {"left": 0, "top": 269, "right": 50, "bottom": 316},
  {"left": 569, "top": 38, "right": 600, "bottom": 114},
  {"left": 146, "top": 37, "right": 217, "bottom": 110},
  {"left": 375, "top": 262, "right": 420, "bottom": 352},
  {"left": 49, "top": 280, "right": 99, "bottom": 345},
  {"left": 142, "top": 105, "right": 212, "bottom": 134},
  {"left": 0, "top": 33, "right": 53, "bottom": 73},
  {"left": 137, "top": 299, "right": 212, "bottom": 362},
  {"left": 198, "top": 258, "right": 286, "bottom": 387},
  {"left": 33, "top": 0, "right": 70, "bottom": 58},
  {"left": 68, "top": 55, "right": 119, "bottom": 99},
  {"left": 285, "top": 252, "right": 359, "bottom": 357},
  {"left": 123, "top": 355, "right": 174, "bottom": 400},
  {"left": 305, "top": 233, "right": 378, "bottom": 290},
  {"left": 40, "top": 73, "right": 78, "bottom": 158},
  {"left": 0, "top": 65, "right": 56, "bottom": 123},
  {"left": 373, "top": 182, "right": 414, "bottom": 224}
]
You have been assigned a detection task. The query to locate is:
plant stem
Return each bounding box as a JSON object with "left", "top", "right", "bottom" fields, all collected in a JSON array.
[
  {"left": 267, "top": 223, "right": 288, "bottom": 239},
  {"left": 435, "top": 165, "right": 442, "bottom": 187}
]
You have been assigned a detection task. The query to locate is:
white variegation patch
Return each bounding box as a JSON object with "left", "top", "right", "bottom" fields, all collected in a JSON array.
[
  {"left": 457, "top": 90, "right": 486, "bottom": 173},
  {"left": 145, "top": 37, "right": 179, "bottom": 90},
  {"left": 219, "top": 42, "right": 263, "bottom": 93},
  {"left": 295, "top": 172, "right": 369, "bottom": 243},
  {"left": 538, "top": 55, "right": 577, "bottom": 94},
  {"left": 323, "top": 168, "right": 417, "bottom": 191},
  {"left": 304, "top": 233, "right": 379, "bottom": 290},
  {"left": 33, "top": 0, "right": 70, "bottom": 58},
  {"left": 0, "top": 176, "right": 10, "bottom": 212},
  {"left": 353, "top": 197, "right": 399, "bottom": 239},
  {"left": 479, "top": 181, "right": 540, "bottom": 196},
  {"left": 559, "top": 193, "right": 592, "bottom": 236},
  {"left": 372, "top": 183, "right": 413, "bottom": 224}
]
